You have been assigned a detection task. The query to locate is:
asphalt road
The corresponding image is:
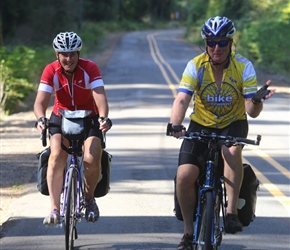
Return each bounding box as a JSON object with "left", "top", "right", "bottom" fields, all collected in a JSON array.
[{"left": 1, "top": 28, "right": 289, "bottom": 250}]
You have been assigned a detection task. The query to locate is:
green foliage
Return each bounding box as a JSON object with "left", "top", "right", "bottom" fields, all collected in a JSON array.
[
  {"left": 0, "top": 62, "right": 34, "bottom": 115},
  {"left": 187, "top": 0, "right": 209, "bottom": 24},
  {"left": 204, "top": 0, "right": 250, "bottom": 20},
  {"left": 239, "top": 19, "right": 290, "bottom": 73},
  {"left": 1, "top": 46, "right": 36, "bottom": 81},
  {"left": 186, "top": 0, "right": 290, "bottom": 77}
]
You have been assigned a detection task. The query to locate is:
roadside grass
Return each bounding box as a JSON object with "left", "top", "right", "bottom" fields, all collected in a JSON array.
[{"left": 12, "top": 185, "right": 23, "bottom": 191}]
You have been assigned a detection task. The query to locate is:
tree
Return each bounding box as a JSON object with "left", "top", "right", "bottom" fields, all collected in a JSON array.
[{"left": 0, "top": 6, "right": 3, "bottom": 46}]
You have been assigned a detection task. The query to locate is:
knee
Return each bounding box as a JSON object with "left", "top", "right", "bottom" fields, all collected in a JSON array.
[
  {"left": 84, "top": 152, "right": 101, "bottom": 166},
  {"left": 49, "top": 150, "right": 67, "bottom": 168},
  {"left": 223, "top": 146, "right": 242, "bottom": 159},
  {"left": 177, "top": 164, "right": 199, "bottom": 189}
]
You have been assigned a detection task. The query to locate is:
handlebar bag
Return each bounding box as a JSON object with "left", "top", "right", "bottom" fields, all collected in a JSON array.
[
  {"left": 59, "top": 110, "right": 91, "bottom": 140},
  {"left": 238, "top": 164, "right": 259, "bottom": 226},
  {"left": 36, "top": 147, "right": 51, "bottom": 195},
  {"left": 94, "top": 150, "right": 112, "bottom": 197}
]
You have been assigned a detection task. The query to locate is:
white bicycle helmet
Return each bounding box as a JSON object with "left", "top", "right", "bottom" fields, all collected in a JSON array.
[
  {"left": 53, "top": 32, "right": 82, "bottom": 52},
  {"left": 201, "top": 16, "right": 236, "bottom": 39}
]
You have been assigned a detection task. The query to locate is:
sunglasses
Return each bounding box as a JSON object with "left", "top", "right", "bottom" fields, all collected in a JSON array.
[{"left": 206, "top": 40, "right": 230, "bottom": 48}]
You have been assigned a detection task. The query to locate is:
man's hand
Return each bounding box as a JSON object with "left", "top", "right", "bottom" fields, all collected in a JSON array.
[
  {"left": 166, "top": 122, "right": 186, "bottom": 138},
  {"left": 252, "top": 80, "right": 275, "bottom": 104}
]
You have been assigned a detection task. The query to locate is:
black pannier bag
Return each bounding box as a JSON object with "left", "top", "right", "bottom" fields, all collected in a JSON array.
[
  {"left": 94, "top": 150, "right": 112, "bottom": 197},
  {"left": 36, "top": 147, "right": 50, "bottom": 196},
  {"left": 36, "top": 147, "right": 112, "bottom": 197},
  {"left": 238, "top": 164, "right": 259, "bottom": 226}
]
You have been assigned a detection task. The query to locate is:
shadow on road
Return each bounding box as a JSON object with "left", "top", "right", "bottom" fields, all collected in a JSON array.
[{"left": 1, "top": 215, "right": 289, "bottom": 249}]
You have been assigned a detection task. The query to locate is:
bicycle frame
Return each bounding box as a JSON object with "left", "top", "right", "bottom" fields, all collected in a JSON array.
[
  {"left": 60, "top": 140, "right": 85, "bottom": 224},
  {"left": 58, "top": 139, "right": 85, "bottom": 250},
  {"left": 193, "top": 138, "right": 225, "bottom": 249}
]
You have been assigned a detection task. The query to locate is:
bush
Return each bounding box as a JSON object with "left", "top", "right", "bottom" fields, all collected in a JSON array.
[
  {"left": 239, "top": 19, "right": 290, "bottom": 74},
  {"left": 0, "top": 48, "right": 35, "bottom": 115}
]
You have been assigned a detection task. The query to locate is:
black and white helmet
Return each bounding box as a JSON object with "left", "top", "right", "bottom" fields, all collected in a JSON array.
[
  {"left": 53, "top": 32, "right": 82, "bottom": 52},
  {"left": 201, "top": 16, "right": 236, "bottom": 39}
]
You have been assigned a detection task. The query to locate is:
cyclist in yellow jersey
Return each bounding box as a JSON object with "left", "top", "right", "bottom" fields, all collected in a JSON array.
[{"left": 168, "top": 16, "right": 275, "bottom": 250}]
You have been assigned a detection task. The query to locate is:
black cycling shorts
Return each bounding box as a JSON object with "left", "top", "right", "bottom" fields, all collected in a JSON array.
[
  {"left": 48, "top": 112, "right": 104, "bottom": 147},
  {"left": 178, "top": 120, "right": 248, "bottom": 168}
]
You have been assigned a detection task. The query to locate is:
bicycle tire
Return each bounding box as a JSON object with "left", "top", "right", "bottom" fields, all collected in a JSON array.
[
  {"left": 213, "top": 192, "right": 222, "bottom": 249},
  {"left": 65, "top": 167, "right": 77, "bottom": 250},
  {"left": 197, "top": 191, "right": 214, "bottom": 250}
]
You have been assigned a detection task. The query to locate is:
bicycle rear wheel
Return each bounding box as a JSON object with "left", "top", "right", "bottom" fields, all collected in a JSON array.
[
  {"left": 65, "top": 167, "right": 77, "bottom": 250},
  {"left": 196, "top": 191, "right": 214, "bottom": 250}
]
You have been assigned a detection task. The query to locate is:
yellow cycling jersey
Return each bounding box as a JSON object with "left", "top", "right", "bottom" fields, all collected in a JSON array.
[{"left": 179, "top": 52, "right": 258, "bottom": 128}]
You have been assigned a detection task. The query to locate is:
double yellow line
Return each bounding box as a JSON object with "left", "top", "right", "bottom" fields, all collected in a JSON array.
[
  {"left": 147, "top": 32, "right": 178, "bottom": 98},
  {"left": 147, "top": 31, "right": 290, "bottom": 214}
]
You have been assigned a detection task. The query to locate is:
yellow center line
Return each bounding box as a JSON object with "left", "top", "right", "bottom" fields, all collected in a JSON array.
[
  {"left": 243, "top": 157, "right": 290, "bottom": 214},
  {"left": 150, "top": 33, "right": 181, "bottom": 84},
  {"left": 147, "top": 33, "right": 177, "bottom": 98},
  {"left": 250, "top": 148, "right": 290, "bottom": 179}
]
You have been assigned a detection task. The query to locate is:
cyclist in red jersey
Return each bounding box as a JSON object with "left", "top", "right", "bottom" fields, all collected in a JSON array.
[{"left": 34, "top": 32, "right": 112, "bottom": 225}]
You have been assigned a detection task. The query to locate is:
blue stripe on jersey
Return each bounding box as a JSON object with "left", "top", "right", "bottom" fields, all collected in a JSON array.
[{"left": 178, "top": 87, "right": 193, "bottom": 96}]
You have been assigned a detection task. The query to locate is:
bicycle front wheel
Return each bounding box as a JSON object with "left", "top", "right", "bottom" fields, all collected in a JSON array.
[
  {"left": 197, "top": 191, "right": 214, "bottom": 250},
  {"left": 65, "top": 167, "right": 77, "bottom": 250}
]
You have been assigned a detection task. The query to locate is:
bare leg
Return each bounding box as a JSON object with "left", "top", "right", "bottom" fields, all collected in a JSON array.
[
  {"left": 47, "top": 134, "right": 68, "bottom": 212},
  {"left": 83, "top": 136, "right": 102, "bottom": 199},
  {"left": 177, "top": 164, "right": 199, "bottom": 236},
  {"left": 222, "top": 145, "right": 243, "bottom": 214}
]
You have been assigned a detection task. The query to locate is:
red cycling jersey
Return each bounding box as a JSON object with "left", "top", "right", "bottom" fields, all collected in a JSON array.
[{"left": 38, "top": 58, "right": 104, "bottom": 116}]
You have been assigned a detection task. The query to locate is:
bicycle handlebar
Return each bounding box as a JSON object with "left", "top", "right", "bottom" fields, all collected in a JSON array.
[
  {"left": 41, "top": 127, "right": 47, "bottom": 147},
  {"left": 166, "top": 122, "right": 261, "bottom": 146},
  {"left": 35, "top": 117, "right": 48, "bottom": 147},
  {"left": 181, "top": 132, "right": 261, "bottom": 146}
]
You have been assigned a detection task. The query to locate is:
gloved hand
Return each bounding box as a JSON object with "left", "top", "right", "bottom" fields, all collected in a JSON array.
[
  {"left": 166, "top": 122, "right": 186, "bottom": 136},
  {"left": 252, "top": 84, "right": 271, "bottom": 104}
]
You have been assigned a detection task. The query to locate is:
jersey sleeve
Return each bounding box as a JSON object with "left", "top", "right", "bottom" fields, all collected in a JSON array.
[
  {"left": 38, "top": 63, "right": 56, "bottom": 93},
  {"left": 242, "top": 61, "right": 258, "bottom": 98},
  {"left": 178, "top": 60, "right": 197, "bottom": 96},
  {"left": 87, "top": 61, "right": 104, "bottom": 89}
]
